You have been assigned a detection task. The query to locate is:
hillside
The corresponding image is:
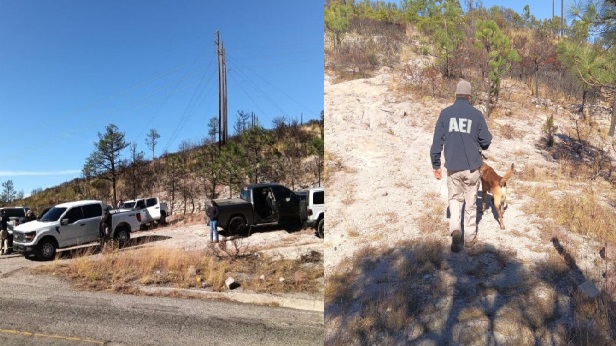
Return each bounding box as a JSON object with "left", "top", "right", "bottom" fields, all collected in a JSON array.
[
  {"left": 14, "top": 121, "right": 324, "bottom": 217},
  {"left": 324, "top": 11, "right": 616, "bottom": 346}
]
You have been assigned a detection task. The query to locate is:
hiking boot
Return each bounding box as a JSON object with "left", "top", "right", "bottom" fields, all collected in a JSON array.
[{"left": 451, "top": 230, "right": 463, "bottom": 253}]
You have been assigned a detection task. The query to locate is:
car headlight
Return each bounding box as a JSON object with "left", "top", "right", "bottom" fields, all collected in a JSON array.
[{"left": 24, "top": 232, "right": 36, "bottom": 241}]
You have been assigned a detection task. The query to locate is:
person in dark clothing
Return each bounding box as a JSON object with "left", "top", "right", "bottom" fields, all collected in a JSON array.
[
  {"left": 0, "top": 210, "right": 8, "bottom": 255},
  {"left": 207, "top": 201, "right": 220, "bottom": 243},
  {"left": 100, "top": 207, "right": 112, "bottom": 240},
  {"left": 430, "top": 79, "right": 492, "bottom": 252}
]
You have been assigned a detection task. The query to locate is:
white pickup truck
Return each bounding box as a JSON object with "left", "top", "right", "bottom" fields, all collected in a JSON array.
[
  {"left": 12, "top": 200, "right": 142, "bottom": 261},
  {"left": 120, "top": 197, "right": 168, "bottom": 226},
  {"left": 303, "top": 187, "right": 324, "bottom": 238}
]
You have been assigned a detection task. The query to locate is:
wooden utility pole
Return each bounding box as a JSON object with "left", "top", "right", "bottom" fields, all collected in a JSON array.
[
  {"left": 216, "top": 31, "right": 228, "bottom": 150},
  {"left": 561, "top": 0, "right": 564, "bottom": 37}
]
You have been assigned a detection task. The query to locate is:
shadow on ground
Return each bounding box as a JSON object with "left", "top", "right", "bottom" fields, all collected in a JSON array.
[
  {"left": 325, "top": 238, "right": 616, "bottom": 345},
  {"left": 534, "top": 132, "right": 616, "bottom": 185}
]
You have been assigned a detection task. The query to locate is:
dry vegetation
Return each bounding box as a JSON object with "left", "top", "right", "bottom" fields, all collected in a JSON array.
[
  {"left": 33, "top": 244, "right": 323, "bottom": 296},
  {"left": 416, "top": 192, "right": 447, "bottom": 235},
  {"left": 325, "top": 239, "right": 616, "bottom": 345}
]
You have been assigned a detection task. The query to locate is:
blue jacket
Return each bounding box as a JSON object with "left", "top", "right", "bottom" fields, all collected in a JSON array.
[{"left": 430, "top": 97, "right": 492, "bottom": 171}]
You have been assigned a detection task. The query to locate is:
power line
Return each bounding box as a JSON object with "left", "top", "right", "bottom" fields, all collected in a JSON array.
[
  {"left": 226, "top": 54, "right": 319, "bottom": 118},
  {"left": 163, "top": 63, "right": 216, "bottom": 152}
]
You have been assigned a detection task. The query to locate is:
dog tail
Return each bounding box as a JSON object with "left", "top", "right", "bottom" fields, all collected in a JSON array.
[{"left": 499, "top": 163, "right": 514, "bottom": 187}]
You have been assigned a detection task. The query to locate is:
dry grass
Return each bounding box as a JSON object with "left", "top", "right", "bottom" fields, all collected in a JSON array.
[
  {"left": 325, "top": 232, "right": 616, "bottom": 345},
  {"left": 325, "top": 239, "right": 447, "bottom": 345},
  {"left": 498, "top": 123, "right": 524, "bottom": 140},
  {"left": 416, "top": 192, "right": 447, "bottom": 234},
  {"left": 524, "top": 185, "right": 616, "bottom": 247},
  {"left": 383, "top": 211, "right": 398, "bottom": 224},
  {"left": 33, "top": 245, "right": 323, "bottom": 296}
]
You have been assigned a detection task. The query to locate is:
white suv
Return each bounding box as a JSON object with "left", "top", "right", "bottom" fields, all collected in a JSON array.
[{"left": 305, "top": 187, "right": 324, "bottom": 238}]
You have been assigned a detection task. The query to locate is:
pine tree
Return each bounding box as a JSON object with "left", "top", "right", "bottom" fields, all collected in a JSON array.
[
  {"left": 475, "top": 19, "right": 520, "bottom": 117},
  {"left": 83, "top": 124, "right": 129, "bottom": 207}
]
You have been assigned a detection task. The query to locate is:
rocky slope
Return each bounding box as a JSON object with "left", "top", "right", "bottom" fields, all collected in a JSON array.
[{"left": 324, "top": 67, "right": 616, "bottom": 345}]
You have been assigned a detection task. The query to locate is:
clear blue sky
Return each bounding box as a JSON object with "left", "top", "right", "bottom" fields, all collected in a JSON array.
[
  {"left": 0, "top": 1, "right": 324, "bottom": 197},
  {"left": 389, "top": 0, "right": 574, "bottom": 21},
  {"left": 476, "top": 0, "right": 573, "bottom": 21}
]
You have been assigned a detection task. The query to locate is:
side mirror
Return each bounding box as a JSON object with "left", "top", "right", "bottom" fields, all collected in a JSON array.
[{"left": 61, "top": 219, "right": 70, "bottom": 226}]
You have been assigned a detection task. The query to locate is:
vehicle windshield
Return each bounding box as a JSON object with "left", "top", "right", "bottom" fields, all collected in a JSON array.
[
  {"left": 40, "top": 207, "right": 67, "bottom": 222},
  {"left": 240, "top": 187, "right": 251, "bottom": 202},
  {"left": 121, "top": 202, "right": 135, "bottom": 208}
]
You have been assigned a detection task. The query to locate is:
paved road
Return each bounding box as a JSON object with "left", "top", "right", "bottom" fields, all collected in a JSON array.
[{"left": 0, "top": 255, "right": 324, "bottom": 345}]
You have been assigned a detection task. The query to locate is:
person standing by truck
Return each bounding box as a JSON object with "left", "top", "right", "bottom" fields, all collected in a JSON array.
[
  {"left": 207, "top": 201, "right": 220, "bottom": 243},
  {"left": 100, "top": 206, "right": 112, "bottom": 240},
  {"left": 0, "top": 209, "right": 8, "bottom": 255},
  {"left": 24, "top": 210, "right": 36, "bottom": 223}
]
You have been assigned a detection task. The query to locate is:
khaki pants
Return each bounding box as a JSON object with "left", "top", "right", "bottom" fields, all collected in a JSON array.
[
  {"left": 0, "top": 229, "right": 8, "bottom": 253},
  {"left": 447, "top": 169, "right": 480, "bottom": 243}
]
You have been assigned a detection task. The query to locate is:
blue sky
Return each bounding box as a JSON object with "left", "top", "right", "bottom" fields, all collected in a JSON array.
[
  {"left": 0, "top": 1, "right": 324, "bottom": 197},
  {"left": 475, "top": 0, "right": 573, "bottom": 21},
  {"left": 388, "top": 0, "right": 573, "bottom": 21}
]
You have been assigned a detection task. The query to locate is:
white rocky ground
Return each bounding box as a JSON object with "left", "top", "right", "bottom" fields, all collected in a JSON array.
[
  {"left": 324, "top": 67, "right": 616, "bottom": 344},
  {"left": 138, "top": 217, "right": 323, "bottom": 262}
]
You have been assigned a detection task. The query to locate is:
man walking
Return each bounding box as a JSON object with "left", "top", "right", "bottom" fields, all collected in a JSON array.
[{"left": 430, "top": 79, "right": 492, "bottom": 252}]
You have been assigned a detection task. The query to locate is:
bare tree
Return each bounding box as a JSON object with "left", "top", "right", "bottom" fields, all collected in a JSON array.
[{"left": 145, "top": 129, "right": 161, "bottom": 160}]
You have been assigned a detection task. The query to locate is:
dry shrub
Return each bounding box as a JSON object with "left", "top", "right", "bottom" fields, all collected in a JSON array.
[
  {"left": 525, "top": 185, "right": 616, "bottom": 246},
  {"left": 34, "top": 245, "right": 323, "bottom": 295},
  {"left": 326, "top": 17, "right": 405, "bottom": 83},
  {"left": 567, "top": 290, "right": 616, "bottom": 345},
  {"left": 499, "top": 123, "right": 523, "bottom": 140}
]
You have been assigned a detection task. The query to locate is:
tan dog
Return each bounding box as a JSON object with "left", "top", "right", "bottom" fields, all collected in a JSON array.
[{"left": 480, "top": 162, "right": 514, "bottom": 229}]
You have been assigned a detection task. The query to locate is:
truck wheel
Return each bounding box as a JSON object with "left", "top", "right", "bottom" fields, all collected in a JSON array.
[
  {"left": 317, "top": 219, "right": 324, "bottom": 239},
  {"left": 114, "top": 226, "right": 130, "bottom": 248},
  {"left": 160, "top": 212, "right": 167, "bottom": 226},
  {"left": 37, "top": 239, "right": 57, "bottom": 261},
  {"left": 227, "top": 216, "right": 246, "bottom": 236}
]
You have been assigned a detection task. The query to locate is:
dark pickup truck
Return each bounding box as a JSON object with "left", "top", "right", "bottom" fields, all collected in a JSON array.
[{"left": 205, "top": 183, "right": 306, "bottom": 235}]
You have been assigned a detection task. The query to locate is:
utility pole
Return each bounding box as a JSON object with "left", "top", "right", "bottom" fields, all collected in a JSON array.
[
  {"left": 561, "top": 0, "right": 564, "bottom": 37},
  {"left": 216, "top": 31, "right": 228, "bottom": 151}
]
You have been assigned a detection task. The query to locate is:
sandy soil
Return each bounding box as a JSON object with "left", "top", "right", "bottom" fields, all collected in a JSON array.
[
  {"left": 132, "top": 215, "right": 324, "bottom": 261},
  {"left": 323, "top": 66, "right": 616, "bottom": 343},
  {"left": 324, "top": 67, "right": 612, "bottom": 279}
]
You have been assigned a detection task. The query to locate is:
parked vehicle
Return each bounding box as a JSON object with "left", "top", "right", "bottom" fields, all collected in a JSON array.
[
  {"left": 0, "top": 206, "right": 29, "bottom": 231},
  {"left": 120, "top": 197, "right": 168, "bottom": 226},
  {"left": 12, "top": 200, "right": 142, "bottom": 261},
  {"left": 205, "top": 183, "right": 306, "bottom": 235},
  {"left": 0, "top": 206, "right": 30, "bottom": 253},
  {"left": 38, "top": 206, "right": 53, "bottom": 220},
  {"left": 303, "top": 187, "right": 324, "bottom": 238}
]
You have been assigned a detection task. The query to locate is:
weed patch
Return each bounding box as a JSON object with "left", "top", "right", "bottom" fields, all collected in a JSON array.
[{"left": 33, "top": 246, "right": 323, "bottom": 296}]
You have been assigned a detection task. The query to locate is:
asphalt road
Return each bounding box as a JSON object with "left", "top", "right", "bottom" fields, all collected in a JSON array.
[{"left": 0, "top": 254, "right": 324, "bottom": 345}]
